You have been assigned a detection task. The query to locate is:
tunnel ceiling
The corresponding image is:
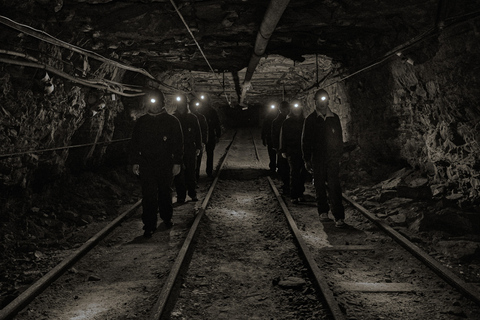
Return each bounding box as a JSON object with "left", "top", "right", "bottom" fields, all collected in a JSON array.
[{"left": 0, "top": 0, "right": 473, "bottom": 105}]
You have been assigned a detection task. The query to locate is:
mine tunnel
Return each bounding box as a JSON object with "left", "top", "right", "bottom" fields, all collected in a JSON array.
[{"left": 1, "top": 0, "right": 480, "bottom": 319}]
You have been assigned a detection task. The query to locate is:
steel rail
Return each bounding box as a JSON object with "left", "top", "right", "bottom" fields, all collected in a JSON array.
[
  {"left": 149, "top": 131, "right": 237, "bottom": 320},
  {"left": 0, "top": 199, "right": 142, "bottom": 320},
  {"left": 342, "top": 193, "right": 480, "bottom": 307},
  {"left": 251, "top": 132, "right": 346, "bottom": 320}
]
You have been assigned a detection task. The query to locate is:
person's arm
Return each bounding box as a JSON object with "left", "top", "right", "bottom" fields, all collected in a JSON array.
[
  {"left": 129, "top": 118, "right": 142, "bottom": 175},
  {"left": 302, "top": 116, "right": 313, "bottom": 168},
  {"left": 279, "top": 122, "right": 286, "bottom": 158},
  {"left": 213, "top": 109, "right": 221, "bottom": 139},
  {"left": 171, "top": 116, "right": 184, "bottom": 165},
  {"left": 193, "top": 115, "right": 202, "bottom": 156},
  {"left": 271, "top": 119, "right": 279, "bottom": 150},
  {"left": 200, "top": 115, "right": 208, "bottom": 145}
]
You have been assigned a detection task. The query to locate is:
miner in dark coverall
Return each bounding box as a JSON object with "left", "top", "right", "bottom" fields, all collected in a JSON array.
[
  {"left": 190, "top": 97, "right": 209, "bottom": 182},
  {"left": 173, "top": 94, "right": 202, "bottom": 203},
  {"left": 280, "top": 99, "right": 306, "bottom": 204},
  {"left": 198, "top": 94, "right": 221, "bottom": 177},
  {"left": 130, "top": 90, "right": 184, "bottom": 238},
  {"left": 271, "top": 101, "right": 291, "bottom": 195},
  {"left": 261, "top": 103, "right": 278, "bottom": 173},
  {"left": 302, "top": 89, "right": 346, "bottom": 228}
]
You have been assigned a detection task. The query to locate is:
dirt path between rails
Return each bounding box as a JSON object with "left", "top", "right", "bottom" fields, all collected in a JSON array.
[{"left": 170, "top": 129, "right": 327, "bottom": 319}]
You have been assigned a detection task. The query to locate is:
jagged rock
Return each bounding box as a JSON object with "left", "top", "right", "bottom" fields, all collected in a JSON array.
[
  {"left": 278, "top": 277, "right": 306, "bottom": 288},
  {"left": 436, "top": 240, "right": 480, "bottom": 261},
  {"left": 409, "top": 209, "right": 474, "bottom": 235},
  {"left": 397, "top": 185, "right": 432, "bottom": 200},
  {"left": 375, "top": 190, "right": 397, "bottom": 203}
]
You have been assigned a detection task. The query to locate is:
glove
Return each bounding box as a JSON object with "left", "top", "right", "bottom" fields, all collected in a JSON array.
[
  {"left": 132, "top": 164, "right": 140, "bottom": 176},
  {"left": 172, "top": 164, "right": 181, "bottom": 176},
  {"left": 305, "top": 161, "right": 313, "bottom": 174},
  {"left": 281, "top": 153, "right": 287, "bottom": 159},
  {"left": 196, "top": 149, "right": 201, "bottom": 156}
]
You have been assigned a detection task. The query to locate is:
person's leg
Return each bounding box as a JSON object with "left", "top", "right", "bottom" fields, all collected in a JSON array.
[
  {"left": 158, "top": 170, "right": 174, "bottom": 224},
  {"left": 268, "top": 145, "right": 277, "bottom": 172},
  {"left": 184, "top": 152, "right": 197, "bottom": 200},
  {"left": 195, "top": 150, "right": 203, "bottom": 182},
  {"left": 277, "top": 155, "right": 290, "bottom": 195},
  {"left": 326, "top": 160, "right": 345, "bottom": 221},
  {"left": 140, "top": 168, "right": 158, "bottom": 232},
  {"left": 205, "top": 142, "right": 215, "bottom": 176},
  {"left": 313, "top": 161, "right": 330, "bottom": 215},
  {"left": 287, "top": 154, "right": 303, "bottom": 199},
  {"left": 173, "top": 164, "right": 186, "bottom": 202}
]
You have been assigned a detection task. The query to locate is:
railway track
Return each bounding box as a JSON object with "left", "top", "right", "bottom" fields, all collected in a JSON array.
[{"left": 3, "top": 128, "right": 480, "bottom": 319}]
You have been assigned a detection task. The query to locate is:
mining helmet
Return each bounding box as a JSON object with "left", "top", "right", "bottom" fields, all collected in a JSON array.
[
  {"left": 144, "top": 89, "right": 165, "bottom": 114},
  {"left": 190, "top": 97, "right": 202, "bottom": 109},
  {"left": 291, "top": 99, "right": 302, "bottom": 109},
  {"left": 314, "top": 89, "right": 329, "bottom": 102}
]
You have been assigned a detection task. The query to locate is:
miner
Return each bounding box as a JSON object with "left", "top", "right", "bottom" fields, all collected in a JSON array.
[
  {"left": 302, "top": 89, "right": 346, "bottom": 228},
  {"left": 173, "top": 93, "right": 202, "bottom": 203},
  {"left": 280, "top": 99, "right": 307, "bottom": 204},
  {"left": 130, "top": 89, "right": 183, "bottom": 237}
]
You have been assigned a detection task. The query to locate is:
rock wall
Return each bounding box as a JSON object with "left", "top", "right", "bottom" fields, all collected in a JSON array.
[
  {"left": 0, "top": 44, "right": 125, "bottom": 192},
  {"left": 345, "top": 20, "right": 480, "bottom": 206}
]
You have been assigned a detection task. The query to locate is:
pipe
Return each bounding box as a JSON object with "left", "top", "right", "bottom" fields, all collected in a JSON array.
[{"left": 240, "top": 0, "right": 290, "bottom": 105}]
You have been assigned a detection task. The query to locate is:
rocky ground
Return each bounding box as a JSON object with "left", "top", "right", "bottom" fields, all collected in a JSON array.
[
  {"left": 1, "top": 130, "right": 480, "bottom": 318},
  {"left": 0, "top": 166, "right": 141, "bottom": 309}
]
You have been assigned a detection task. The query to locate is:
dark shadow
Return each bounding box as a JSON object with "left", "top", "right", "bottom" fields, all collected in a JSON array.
[{"left": 219, "top": 168, "right": 272, "bottom": 180}]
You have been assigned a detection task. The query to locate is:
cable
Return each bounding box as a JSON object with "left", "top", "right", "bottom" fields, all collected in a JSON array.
[
  {"left": 0, "top": 138, "right": 131, "bottom": 159},
  {"left": 321, "top": 11, "right": 480, "bottom": 90},
  {"left": 168, "top": 0, "right": 232, "bottom": 105},
  {"left": 0, "top": 15, "right": 155, "bottom": 80},
  {"left": 0, "top": 15, "right": 179, "bottom": 93}
]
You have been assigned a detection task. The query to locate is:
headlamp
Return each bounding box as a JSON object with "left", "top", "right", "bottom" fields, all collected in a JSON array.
[
  {"left": 200, "top": 95, "right": 205, "bottom": 100},
  {"left": 176, "top": 96, "right": 182, "bottom": 102},
  {"left": 150, "top": 98, "right": 156, "bottom": 104},
  {"left": 270, "top": 104, "right": 276, "bottom": 109},
  {"left": 321, "top": 96, "right": 327, "bottom": 101},
  {"left": 294, "top": 103, "right": 299, "bottom": 108}
]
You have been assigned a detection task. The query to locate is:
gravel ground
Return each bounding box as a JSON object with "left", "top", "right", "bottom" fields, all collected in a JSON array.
[{"left": 3, "top": 128, "right": 480, "bottom": 320}]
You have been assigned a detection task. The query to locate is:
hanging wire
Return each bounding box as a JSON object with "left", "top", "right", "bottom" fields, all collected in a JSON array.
[
  {"left": 0, "top": 15, "right": 180, "bottom": 93},
  {"left": 321, "top": 10, "right": 480, "bottom": 90},
  {"left": 168, "top": 0, "right": 232, "bottom": 105},
  {"left": 0, "top": 138, "right": 131, "bottom": 159}
]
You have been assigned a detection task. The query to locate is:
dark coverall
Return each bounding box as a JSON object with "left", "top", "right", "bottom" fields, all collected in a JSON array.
[
  {"left": 130, "top": 113, "right": 183, "bottom": 232},
  {"left": 200, "top": 105, "right": 221, "bottom": 177},
  {"left": 173, "top": 111, "right": 202, "bottom": 201},
  {"left": 261, "top": 112, "right": 277, "bottom": 172},
  {"left": 192, "top": 110, "right": 208, "bottom": 181},
  {"left": 302, "top": 111, "right": 345, "bottom": 220},
  {"left": 280, "top": 113, "right": 307, "bottom": 200},
  {"left": 271, "top": 113, "right": 290, "bottom": 194}
]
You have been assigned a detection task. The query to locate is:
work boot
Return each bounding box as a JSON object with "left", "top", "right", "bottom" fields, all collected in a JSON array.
[
  {"left": 319, "top": 213, "right": 331, "bottom": 222},
  {"left": 335, "top": 219, "right": 346, "bottom": 228}
]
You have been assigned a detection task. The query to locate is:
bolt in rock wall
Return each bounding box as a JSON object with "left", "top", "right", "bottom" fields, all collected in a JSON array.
[{"left": 345, "top": 20, "right": 480, "bottom": 205}]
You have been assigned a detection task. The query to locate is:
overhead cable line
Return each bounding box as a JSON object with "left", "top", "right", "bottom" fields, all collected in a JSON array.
[
  {"left": 168, "top": 0, "right": 232, "bottom": 105},
  {"left": 320, "top": 10, "right": 480, "bottom": 91},
  {"left": 0, "top": 15, "right": 179, "bottom": 93},
  {"left": 0, "top": 138, "right": 131, "bottom": 160}
]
